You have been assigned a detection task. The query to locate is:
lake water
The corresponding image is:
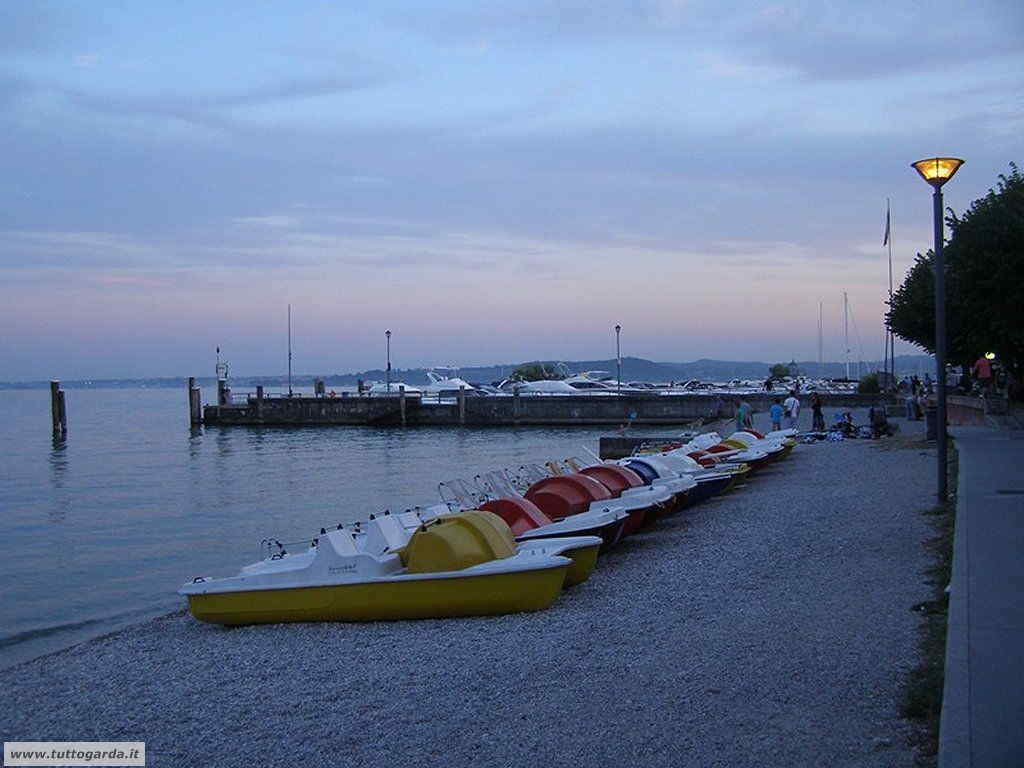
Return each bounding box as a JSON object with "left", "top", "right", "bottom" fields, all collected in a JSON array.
[{"left": 0, "top": 387, "right": 684, "bottom": 670}]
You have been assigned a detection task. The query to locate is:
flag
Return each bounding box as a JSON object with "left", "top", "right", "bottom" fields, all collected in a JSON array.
[{"left": 882, "top": 204, "right": 890, "bottom": 246}]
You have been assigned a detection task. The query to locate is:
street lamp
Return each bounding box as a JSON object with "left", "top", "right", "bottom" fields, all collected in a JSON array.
[
  {"left": 385, "top": 330, "right": 392, "bottom": 393},
  {"left": 912, "top": 156, "right": 964, "bottom": 503},
  {"left": 615, "top": 324, "right": 622, "bottom": 395}
]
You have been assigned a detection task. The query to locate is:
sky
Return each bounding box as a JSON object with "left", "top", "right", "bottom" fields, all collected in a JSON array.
[{"left": 1, "top": 0, "right": 1021, "bottom": 380}]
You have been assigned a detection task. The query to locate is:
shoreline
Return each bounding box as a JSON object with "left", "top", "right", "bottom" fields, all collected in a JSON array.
[{"left": 2, "top": 411, "right": 935, "bottom": 766}]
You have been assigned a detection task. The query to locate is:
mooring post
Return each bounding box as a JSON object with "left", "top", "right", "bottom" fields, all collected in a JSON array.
[
  {"left": 50, "top": 380, "right": 67, "bottom": 437},
  {"left": 513, "top": 388, "right": 521, "bottom": 426},
  {"left": 57, "top": 389, "right": 67, "bottom": 435},
  {"left": 458, "top": 385, "right": 466, "bottom": 425},
  {"left": 399, "top": 385, "right": 407, "bottom": 426},
  {"left": 255, "top": 385, "right": 264, "bottom": 421},
  {"left": 187, "top": 377, "right": 199, "bottom": 425},
  {"left": 187, "top": 376, "right": 194, "bottom": 421}
]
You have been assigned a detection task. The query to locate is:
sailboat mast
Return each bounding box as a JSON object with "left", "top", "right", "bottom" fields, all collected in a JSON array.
[
  {"left": 887, "top": 200, "right": 895, "bottom": 386},
  {"left": 287, "top": 304, "right": 293, "bottom": 397},
  {"left": 844, "top": 292, "right": 850, "bottom": 380},
  {"left": 818, "top": 301, "right": 823, "bottom": 378}
]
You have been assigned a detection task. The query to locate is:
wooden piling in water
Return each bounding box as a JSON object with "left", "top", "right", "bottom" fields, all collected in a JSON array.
[
  {"left": 458, "top": 385, "right": 466, "bottom": 425},
  {"left": 399, "top": 385, "right": 407, "bottom": 426},
  {"left": 188, "top": 377, "right": 203, "bottom": 425},
  {"left": 50, "top": 380, "right": 67, "bottom": 437},
  {"left": 255, "top": 385, "right": 264, "bottom": 421}
]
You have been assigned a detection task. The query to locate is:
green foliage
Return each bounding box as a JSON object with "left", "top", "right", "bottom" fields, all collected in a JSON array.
[
  {"left": 858, "top": 373, "right": 881, "bottom": 394},
  {"left": 888, "top": 163, "right": 1024, "bottom": 379},
  {"left": 510, "top": 362, "right": 564, "bottom": 382},
  {"left": 769, "top": 363, "right": 790, "bottom": 379}
]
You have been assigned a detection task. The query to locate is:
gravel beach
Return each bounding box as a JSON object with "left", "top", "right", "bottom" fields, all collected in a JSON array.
[{"left": 1, "top": 409, "right": 935, "bottom": 767}]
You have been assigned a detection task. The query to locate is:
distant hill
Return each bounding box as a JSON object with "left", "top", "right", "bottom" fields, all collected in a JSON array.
[{"left": 0, "top": 355, "right": 934, "bottom": 390}]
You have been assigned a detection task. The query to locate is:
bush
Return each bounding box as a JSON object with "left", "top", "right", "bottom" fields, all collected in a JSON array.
[{"left": 858, "top": 373, "right": 881, "bottom": 394}]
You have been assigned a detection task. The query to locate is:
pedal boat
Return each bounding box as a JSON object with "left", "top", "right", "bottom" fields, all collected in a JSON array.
[
  {"left": 371, "top": 507, "right": 601, "bottom": 587},
  {"left": 729, "top": 430, "right": 796, "bottom": 460},
  {"left": 573, "top": 463, "right": 675, "bottom": 531},
  {"left": 524, "top": 472, "right": 650, "bottom": 541},
  {"left": 644, "top": 453, "right": 737, "bottom": 506},
  {"left": 658, "top": 450, "right": 751, "bottom": 496},
  {"left": 612, "top": 456, "right": 698, "bottom": 514},
  {"left": 179, "top": 511, "right": 570, "bottom": 626},
  {"left": 429, "top": 474, "right": 628, "bottom": 554}
]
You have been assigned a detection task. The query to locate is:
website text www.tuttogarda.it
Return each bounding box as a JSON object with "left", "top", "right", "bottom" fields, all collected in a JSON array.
[{"left": 4, "top": 742, "right": 145, "bottom": 767}]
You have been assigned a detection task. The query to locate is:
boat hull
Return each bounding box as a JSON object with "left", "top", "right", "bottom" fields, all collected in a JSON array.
[
  {"left": 516, "top": 516, "right": 625, "bottom": 553},
  {"left": 562, "top": 542, "right": 600, "bottom": 587},
  {"left": 186, "top": 564, "right": 567, "bottom": 626}
]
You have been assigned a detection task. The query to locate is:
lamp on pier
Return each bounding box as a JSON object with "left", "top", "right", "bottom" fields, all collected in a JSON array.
[
  {"left": 385, "top": 330, "right": 392, "bottom": 393},
  {"left": 911, "top": 156, "right": 964, "bottom": 503}
]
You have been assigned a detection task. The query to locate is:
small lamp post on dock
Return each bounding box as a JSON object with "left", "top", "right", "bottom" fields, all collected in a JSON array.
[
  {"left": 615, "top": 324, "right": 622, "bottom": 395},
  {"left": 911, "top": 156, "right": 964, "bottom": 503},
  {"left": 385, "top": 329, "right": 392, "bottom": 393}
]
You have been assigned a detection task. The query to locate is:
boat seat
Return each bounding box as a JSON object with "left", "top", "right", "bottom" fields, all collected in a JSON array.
[
  {"left": 363, "top": 513, "right": 411, "bottom": 554},
  {"left": 323, "top": 529, "right": 360, "bottom": 556}
]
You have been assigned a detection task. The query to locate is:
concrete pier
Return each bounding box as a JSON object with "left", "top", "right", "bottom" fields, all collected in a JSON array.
[{"left": 201, "top": 391, "right": 887, "bottom": 428}]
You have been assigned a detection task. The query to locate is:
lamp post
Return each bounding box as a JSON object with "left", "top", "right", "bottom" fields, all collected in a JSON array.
[
  {"left": 615, "top": 324, "right": 622, "bottom": 395},
  {"left": 912, "top": 156, "right": 964, "bottom": 503},
  {"left": 385, "top": 329, "right": 392, "bottom": 393}
]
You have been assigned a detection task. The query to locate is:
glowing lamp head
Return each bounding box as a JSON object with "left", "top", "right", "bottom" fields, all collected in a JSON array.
[
  {"left": 985, "top": 352, "right": 996, "bottom": 360},
  {"left": 912, "top": 157, "right": 964, "bottom": 188}
]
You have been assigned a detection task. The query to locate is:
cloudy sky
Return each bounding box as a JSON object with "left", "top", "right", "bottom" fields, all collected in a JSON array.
[{"left": 1, "top": 0, "right": 1021, "bottom": 380}]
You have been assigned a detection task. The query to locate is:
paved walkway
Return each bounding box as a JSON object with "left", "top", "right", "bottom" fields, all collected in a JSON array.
[{"left": 941, "top": 428, "right": 1024, "bottom": 767}]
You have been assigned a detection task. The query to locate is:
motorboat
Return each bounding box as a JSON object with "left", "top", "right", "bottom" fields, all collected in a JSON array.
[
  {"left": 364, "top": 381, "right": 423, "bottom": 396},
  {"left": 179, "top": 511, "right": 570, "bottom": 625},
  {"left": 511, "top": 380, "right": 581, "bottom": 395},
  {"left": 420, "top": 368, "right": 482, "bottom": 401}
]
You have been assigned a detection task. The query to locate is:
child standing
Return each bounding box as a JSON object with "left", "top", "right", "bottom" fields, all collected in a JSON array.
[{"left": 769, "top": 397, "right": 783, "bottom": 432}]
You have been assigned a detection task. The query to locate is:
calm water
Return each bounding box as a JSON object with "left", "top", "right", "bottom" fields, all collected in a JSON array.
[{"left": 0, "top": 388, "right": 683, "bottom": 670}]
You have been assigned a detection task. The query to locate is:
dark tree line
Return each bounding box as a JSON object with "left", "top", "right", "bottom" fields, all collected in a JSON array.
[{"left": 887, "top": 163, "right": 1024, "bottom": 388}]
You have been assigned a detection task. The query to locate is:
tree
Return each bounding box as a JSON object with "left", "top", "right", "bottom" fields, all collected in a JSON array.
[
  {"left": 858, "top": 373, "right": 881, "bottom": 394},
  {"left": 769, "top": 363, "right": 790, "bottom": 379},
  {"left": 887, "top": 163, "right": 1024, "bottom": 382},
  {"left": 510, "top": 362, "right": 564, "bottom": 382}
]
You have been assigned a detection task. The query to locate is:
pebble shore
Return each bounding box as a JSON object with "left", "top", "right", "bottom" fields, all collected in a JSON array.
[{"left": 1, "top": 410, "right": 935, "bottom": 767}]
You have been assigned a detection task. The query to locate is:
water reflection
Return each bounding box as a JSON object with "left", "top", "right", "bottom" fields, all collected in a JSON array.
[
  {"left": 49, "top": 436, "right": 68, "bottom": 486},
  {"left": 214, "top": 425, "right": 234, "bottom": 458},
  {"left": 48, "top": 436, "right": 70, "bottom": 523},
  {"left": 187, "top": 425, "right": 203, "bottom": 459}
]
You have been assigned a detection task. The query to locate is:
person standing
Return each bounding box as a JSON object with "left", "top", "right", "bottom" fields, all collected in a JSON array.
[
  {"left": 811, "top": 392, "right": 825, "bottom": 432},
  {"left": 769, "top": 397, "right": 783, "bottom": 432},
  {"left": 740, "top": 398, "right": 754, "bottom": 430},
  {"left": 972, "top": 354, "right": 993, "bottom": 393},
  {"left": 734, "top": 398, "right": 746, "bottom": 433},
  {"left": 783, "top": 390, "right": 800, "bottom": 430}
]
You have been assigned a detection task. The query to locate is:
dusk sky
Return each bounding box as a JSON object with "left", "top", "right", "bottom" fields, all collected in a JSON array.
[{"left": 2, "top": 1, "right": 1021, "bottom": 380}]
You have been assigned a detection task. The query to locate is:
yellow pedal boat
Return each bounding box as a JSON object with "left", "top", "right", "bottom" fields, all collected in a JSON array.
[{"left": 179, "top": 511, "right": 574, "bottom": 626}]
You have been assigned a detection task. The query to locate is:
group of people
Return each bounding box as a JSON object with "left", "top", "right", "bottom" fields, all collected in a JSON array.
[
  {"left": 736, "top": 390, "right": 825, "bottom": 433},
  {"left": 902, "top": 376, "right": 930, "bottom": 421}
]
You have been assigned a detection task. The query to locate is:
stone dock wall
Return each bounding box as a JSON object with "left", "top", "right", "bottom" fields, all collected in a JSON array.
[{"left": 202, "top": 391, "right": 890, "bottom": 427}]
